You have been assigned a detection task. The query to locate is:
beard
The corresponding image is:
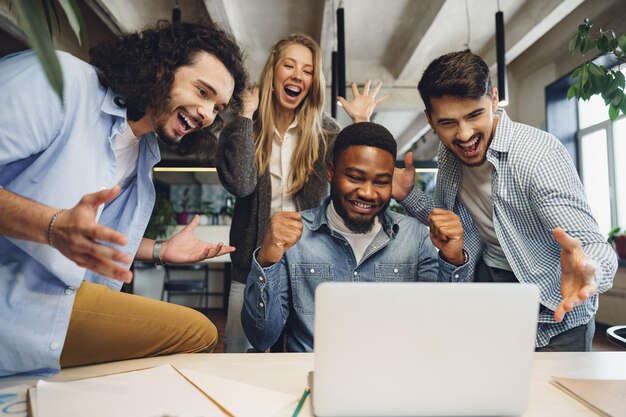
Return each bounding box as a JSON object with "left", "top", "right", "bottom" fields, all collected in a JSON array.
[{"left": 330, "top": 186, "right": 389, "bottom": 234}]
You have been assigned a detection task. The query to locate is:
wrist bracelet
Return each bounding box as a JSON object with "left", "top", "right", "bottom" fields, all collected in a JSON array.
[
  {"left": 48, "top": 209, "right": 66, "bottom": 248},
  {"left": 153, "top": 240, "right": 166, "bottom": 265}
]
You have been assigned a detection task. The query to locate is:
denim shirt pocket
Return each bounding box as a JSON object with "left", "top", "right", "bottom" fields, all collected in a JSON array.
[
  {"left": 375, "top": 263, "right": 416, "bottom": 282},
  {"left": 292, "top": 263, "right": 334, "bottom": 315}
]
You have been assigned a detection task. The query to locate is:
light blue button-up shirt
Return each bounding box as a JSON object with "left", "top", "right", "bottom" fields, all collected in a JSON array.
[
  {"left": 0, "top": 50, "right": 160, "bottom": 376},
  {"left": 242, "top": 198, "right": 470, "bottom": 352}
]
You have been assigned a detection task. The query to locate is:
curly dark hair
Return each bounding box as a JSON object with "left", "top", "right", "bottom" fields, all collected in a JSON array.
[
  {"left": 89, "top": 21, "right": 248, "bottom": 159},
  {"left": 332, "top": 122, "right": 397, "bottom": 163},
  {"left": 418, "top": 50, "right": 492, "bottom": 113}
]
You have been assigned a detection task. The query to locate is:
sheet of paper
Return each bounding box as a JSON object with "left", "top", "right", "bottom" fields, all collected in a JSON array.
[
  {"left": 551, "top": 377, "right": 626, "bottom": 417},
  {"left": 0, "top": 384, "right": 30, "bottom": 417},
  {"left": 36, "top": 365, "right": 226, "bottom": 417},
  {"left": 180, "top": 368, "right": 298, "bottom": 417}
]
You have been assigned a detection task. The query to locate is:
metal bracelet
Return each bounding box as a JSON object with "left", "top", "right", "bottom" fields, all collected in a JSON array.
[
  {"left": 47, "top": 209, "right": 66, "bottom": 248},
  {"left": 153, "top": 240, "right": 166, "bottom": 265}
]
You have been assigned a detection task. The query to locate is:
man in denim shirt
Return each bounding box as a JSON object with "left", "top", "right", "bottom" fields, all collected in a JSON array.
[{"left": 242, "top": 122, "right": 470, "bottom": 352}]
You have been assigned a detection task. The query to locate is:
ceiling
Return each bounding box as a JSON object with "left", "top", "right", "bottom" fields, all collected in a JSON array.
[{"left": 0, "top": 0, "right": 604, "bottom": 162}]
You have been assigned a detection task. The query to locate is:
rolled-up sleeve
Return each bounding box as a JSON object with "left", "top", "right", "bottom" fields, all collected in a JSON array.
[{"left": 241, "top": 248, "right": 291, "bottom": 351}]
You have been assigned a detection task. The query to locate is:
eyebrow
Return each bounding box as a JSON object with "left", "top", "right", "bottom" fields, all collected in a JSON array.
[
  {"left": 344, "top": 167, "right": 392, "bottom": 179},
  {"left": 436, "top": 107, "right": 485, "bottom": 123},
  {"left": 282, "top": 57, "right": 313, "bottom": 68},
  {"left": 197, "top": 79, "right": 229, "bottom": 108}
]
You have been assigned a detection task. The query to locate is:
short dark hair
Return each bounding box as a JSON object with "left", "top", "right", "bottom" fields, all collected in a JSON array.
[
  {"left": 417, "top": 50, "right": 492, "bottom": 113},
  {"left": 332, "top": 122, "right": 397, "bottom": 163},
  {"left": 89, "top": 22, "right": 248, "bottom": 159}
]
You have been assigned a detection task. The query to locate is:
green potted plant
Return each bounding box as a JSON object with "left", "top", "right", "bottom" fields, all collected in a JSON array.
[
  {"left": 608, "top": 227, "right": 626, "bottom": 260},
  {"left": 567, "top": 19, "right": 626, "bottom": 120},
  {"left": 144, "top": 196, "right": 175, "bottom": 240},
  {"left": 175, "top": 188, "right": 196, "bottom": 225},
  {"left": 198, "top": 201, "right": 214, "bottom": 225},
  {"left": 220, "top": 196, "right": 235, "bottom": 225}
]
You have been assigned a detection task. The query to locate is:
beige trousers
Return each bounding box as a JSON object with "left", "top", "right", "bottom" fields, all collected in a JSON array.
[{"left": 60, "top": 281, "right": 217, "bottom": 368}]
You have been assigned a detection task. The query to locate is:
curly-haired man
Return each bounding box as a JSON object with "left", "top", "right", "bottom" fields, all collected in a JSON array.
[{"left": 0, "top": 22, "right": 248, "bottom": 376}]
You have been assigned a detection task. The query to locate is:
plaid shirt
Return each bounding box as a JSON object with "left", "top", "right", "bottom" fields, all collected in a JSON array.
[{"left": 402, "top": 109, "right": 617, "bottom": 347}]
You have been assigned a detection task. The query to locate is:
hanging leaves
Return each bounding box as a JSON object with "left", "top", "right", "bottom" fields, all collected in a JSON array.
[{"left": 568, "top": 19, "right": 626, "bottom": 121}]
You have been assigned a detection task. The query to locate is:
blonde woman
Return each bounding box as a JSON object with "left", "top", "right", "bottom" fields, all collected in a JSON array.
[{"left": 216, "top": 33, "right": 386, "bottom": 352}]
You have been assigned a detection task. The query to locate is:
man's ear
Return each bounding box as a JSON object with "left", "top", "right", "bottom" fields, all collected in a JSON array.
[
  {"left": 491, "top": 87, "right": 499, "bottom": 112},
  {"left": 326, "top": 161, "right": 335, "bottom": 184},
  {"left": 425, "top": 110, "right": 435, "bottom": 130}
]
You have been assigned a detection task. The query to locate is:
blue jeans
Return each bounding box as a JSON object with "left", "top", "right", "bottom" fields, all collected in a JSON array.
[{"left": 224, "top": 281, "right": 253, "bottom": 353}]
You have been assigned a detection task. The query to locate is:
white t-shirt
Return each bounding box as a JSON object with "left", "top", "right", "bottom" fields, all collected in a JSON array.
[
  {"left": 458, "top": 161, "right": 512, "bottom": 271},
  {"left": 326, "top": 201, "right": 381, "bottom": 264},
  {"left": 112, "top": 122, "right": 140, "bottom": 189}
]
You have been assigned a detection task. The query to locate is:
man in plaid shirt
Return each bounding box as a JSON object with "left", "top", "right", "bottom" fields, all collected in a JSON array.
[{"left": 394, "top": 50, "right": 617, "bottom": 351}]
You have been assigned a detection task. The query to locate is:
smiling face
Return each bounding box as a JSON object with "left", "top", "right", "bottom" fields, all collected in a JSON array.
[
  {"left": 152, "top": 51, "right": 234, "bottom": 145},
  {"left": 426, "top": 89, "right": 499, "bottom": 167},
  {"left": 327, "top": 145, "right": 394, "bottom": 233},
  {"left": 272, "top": 43, "right": 313, "bottom": 114}
]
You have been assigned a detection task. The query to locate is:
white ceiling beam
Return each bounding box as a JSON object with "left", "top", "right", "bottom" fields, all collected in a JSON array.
[
  {"left": 396, "top": 112, "right": 431, "bottom": 156},
  {"left": 382, "top": 0, "right": 446, "bottom": 80},
  {"left": 202, "top": 0, "right": 232, "bottom": 33},
  {"left": 83, "top": 0, "right": 127, "bottom": 35},
  {"left": 479, "top": 0, "right": 584, "bottom": 70}
]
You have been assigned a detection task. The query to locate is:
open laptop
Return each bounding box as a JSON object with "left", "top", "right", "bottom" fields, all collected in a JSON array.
[{"left": 312, "top": 282, "right": 540, "bottom": 417}]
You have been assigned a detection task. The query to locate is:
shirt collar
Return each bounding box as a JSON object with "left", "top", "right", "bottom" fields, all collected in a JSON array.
[
  {"left": 489, "top": 108, "right": 513, "bottom": 153},
  {"left": 101, "top": 88, "right": 130, "bottom": 137},
  {"left": 273, "top": 118, "right": 299, "bottom": 139}
]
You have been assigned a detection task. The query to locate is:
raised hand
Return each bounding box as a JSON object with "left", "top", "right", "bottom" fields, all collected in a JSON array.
[
  {"left": 338, "top": 80, "right": 389, "bottom": 123},
  {"left": 428, "top": 208, "right": 465, "bottom": 265},
  {"left": 240, "top": 86, "right": 260, "bottom": 119},
  {"left": 53, "top": 185, "right": 134, "bottom": 282},
  {"left": 161, "top": 215, "right": 236, "bottom": 263},
  {"left": 393, "top": 151, "right": 416, "bottom": 201},
  {"left": 553, "top": 227, "right": 599, "bottom": 322},
  {"left": 257, "top": 211, "right": 303, "bottom": 267}
]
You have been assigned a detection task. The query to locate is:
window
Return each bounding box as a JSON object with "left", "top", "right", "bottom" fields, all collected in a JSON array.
[{"left": 576, "top": 67, "right": 626, "bottom": 235}]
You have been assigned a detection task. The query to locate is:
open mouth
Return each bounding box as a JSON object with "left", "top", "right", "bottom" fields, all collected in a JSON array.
[
  {"left": 349, "top": 200, "right": 378, "bottom": 214},
  {"left": 177, "top": 110, "right": 200, "bottom": 133},
  {"left": 455, "top": 135, "right": 481, "bottom": 157},
  {"left": 284, "top": 85, "right": 302, "bottom": 98}
]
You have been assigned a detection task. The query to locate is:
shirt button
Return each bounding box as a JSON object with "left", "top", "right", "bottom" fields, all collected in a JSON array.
[
  {"left": 259, "top": 302, "right": 264, "bottom": 308},
  {"left": 454, "top": 274, "right": 459, "bottom": 279},
  {"left": 50, "top": 342, "right": 60, "bottom": 350},
  {"left": 393, "top": 268, "right": 399, "bottom": 273},
  {"left": 310, "top": 268, "right": 315, "bottom": 273},
  {"left": 353, "top": 271, "right": 358, "bottom": 276},
  {"left": 259, "top": 276, "right": 264, "bottom": 282},
  {"left": 65, "top": 287, "right": 75, "bottom": 295}
]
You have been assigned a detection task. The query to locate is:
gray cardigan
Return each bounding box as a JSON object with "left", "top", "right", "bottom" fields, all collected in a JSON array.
[{"left": 215, "top": 115, "right": 340, "bottom": 284}]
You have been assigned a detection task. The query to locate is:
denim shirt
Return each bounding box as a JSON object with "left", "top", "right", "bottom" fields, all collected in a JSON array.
[
  {"left": 0, "top": 50, "right": 160, "bottom": 376},
  {"left": 242, "top": 198, "right": 470, "bottom": 352}
]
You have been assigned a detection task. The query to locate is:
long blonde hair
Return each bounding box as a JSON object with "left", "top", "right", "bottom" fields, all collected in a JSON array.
[{"left": 254, "top": 33, "right": 327, "bottom": 195}]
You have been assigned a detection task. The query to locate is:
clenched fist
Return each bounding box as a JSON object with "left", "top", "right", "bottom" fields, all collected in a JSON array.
[
  {"left": 257, "top": 211, "right": 303, "bottom": 267},
  {"left": 428, "top": 208, "right": 465, "bottom": 265}
]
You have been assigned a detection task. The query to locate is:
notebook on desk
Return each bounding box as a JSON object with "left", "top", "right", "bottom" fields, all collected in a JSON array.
[{"left": 312, "top": 282, "right": 540, "bottom": 417}]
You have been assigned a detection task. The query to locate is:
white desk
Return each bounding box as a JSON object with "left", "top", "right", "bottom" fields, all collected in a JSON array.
[{"left": 2, "top": 352, "right": 625, "bottom": 416}]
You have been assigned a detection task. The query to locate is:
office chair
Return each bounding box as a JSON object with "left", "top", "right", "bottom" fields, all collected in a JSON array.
[
  {"left": 606, "top": 325, "right": 626, "bottom": 348},
  {"left": 161, "top": 264, "right": 209, "bottom": 310}
]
